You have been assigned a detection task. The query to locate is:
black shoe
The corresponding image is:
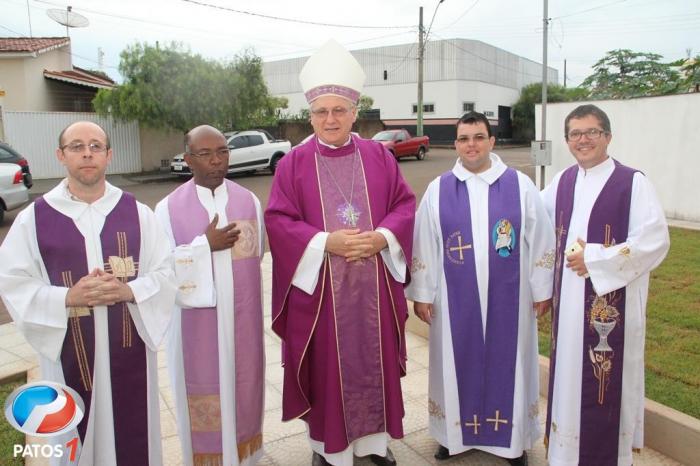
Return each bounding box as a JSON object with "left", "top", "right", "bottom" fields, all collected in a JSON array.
[
  {"left": 507, "top": 451, "right": 528, "bottom": 466},
  {"left": 434, "top": 445, "right": 452, "bottom": 461},
  {"left": 369, "top": 447, "right": 397, "bottom": 466},
  {"left": 312, "top": 452, "right": 331, "bottom": 466}
]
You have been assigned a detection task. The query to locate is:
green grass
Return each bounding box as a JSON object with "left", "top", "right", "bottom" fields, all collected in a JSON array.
[
  {"left": 538, "top": 227, "right": 700, "bottom": 419},
  {"left": 0, "top": 377, "right": 26, "bottom": 466}
]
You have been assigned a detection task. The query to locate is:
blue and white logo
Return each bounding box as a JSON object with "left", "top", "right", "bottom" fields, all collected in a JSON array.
[{"left": 4, "top": 381, "right": 84, "bottom": 437}]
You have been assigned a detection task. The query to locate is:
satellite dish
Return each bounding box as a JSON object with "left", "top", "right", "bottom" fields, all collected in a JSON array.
[{"left": 47, "top": 6, "right": 89, "bottom": 37}]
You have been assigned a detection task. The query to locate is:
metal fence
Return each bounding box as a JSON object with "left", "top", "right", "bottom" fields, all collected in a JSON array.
[{"left": 3, "top": 111, "right": 141, "bottom": 179}]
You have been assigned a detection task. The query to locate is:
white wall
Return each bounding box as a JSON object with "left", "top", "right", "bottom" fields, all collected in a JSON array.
[
  {"left": 536, "top": 93, "right": 700, "bottom": 222},
  {"left": 0, "top": 46, "right": 72, "bottom": 112},
  {"left": 4, "top": 112, "right": 141, "bottom": 179}
]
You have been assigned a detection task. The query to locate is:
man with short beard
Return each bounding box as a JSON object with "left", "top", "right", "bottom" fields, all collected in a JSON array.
[
  {"left": 541, "top": 104, "right": 670, "bottom": 466},
  {"left": 0, "top": 121, "right": 176, "bottom": 465},
  {"left": 155, "top": 125, "right": 265, "bottom": 466}
]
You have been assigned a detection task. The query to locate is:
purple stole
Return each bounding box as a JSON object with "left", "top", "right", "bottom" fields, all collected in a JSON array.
[
  {"left": 35, "top": 193, "right": 148, "bottom": 466},
  {"left": 545, "top": 160, "right": 636, "bottom": 466},
  {"left": 315, "top": 138, "right": 386, "bottom": 443},
  {"left": 168, "top": 179, "right": 264, "bottom": 464},
  {"left": 438, "top": 168, "right": 521, "bottom": 447}
]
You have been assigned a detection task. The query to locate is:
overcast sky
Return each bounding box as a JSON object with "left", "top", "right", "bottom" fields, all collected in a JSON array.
[{"left": 1, "top": 0, "right": 698, "bottom": 87}]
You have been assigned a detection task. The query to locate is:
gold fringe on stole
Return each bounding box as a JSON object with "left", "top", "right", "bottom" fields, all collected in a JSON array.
[
  {"left": 237, "top": 433, "right": 263, "bottom": 461},
  {"left": 193, "top": 453, "right": 223, "bottom": 466}
]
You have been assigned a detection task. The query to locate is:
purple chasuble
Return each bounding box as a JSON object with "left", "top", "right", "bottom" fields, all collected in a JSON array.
[
  {"left": 265, "top": 135, "right": 416, "bottom": 453},
  {"left": 167, "top": 179, "right": 264, "bottom": 463},
  {"left": 316, "top": 141, "right": 385, "bottom": 443},
  {"left": 35, "top": 193, "right": 148, "bottom": 466},
  {"left": 439, "top": 169, "right": 521, "bottom": 447},
  {"left": 545, "top": 160, "right": 636, "bottom": 466}
]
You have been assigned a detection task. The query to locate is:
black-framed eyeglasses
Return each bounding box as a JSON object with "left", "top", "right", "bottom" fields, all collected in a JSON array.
[
  {"left": 61, "top": 142, "right": 109, "bottom": 153},
  {"left": 566, "top": 128, "right": 608, "bottom": 141},
  {"left": 188, "top": 148, "right": 230, "bottom": 158}
]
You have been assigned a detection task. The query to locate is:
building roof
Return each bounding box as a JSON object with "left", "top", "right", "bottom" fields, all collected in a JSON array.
[
  {"left": 0, "top": 37, "right": 70, "bottom": 55},
  {"left": 43, "top": 67, "right": 115, "bottom": 89}
]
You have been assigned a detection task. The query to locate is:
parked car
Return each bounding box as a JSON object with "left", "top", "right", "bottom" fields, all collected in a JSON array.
[
  {"left": 171, "top": 129, "right": 292, "bottom": 176},
  {"left": 0, "top": 142, "right": 33, "bottom": 189},
  {"left": 372, "top": 129, "right": 430, "bottom": 161},
  {"left": 0, "top": 163, "right": 30, "bottom": 224}
]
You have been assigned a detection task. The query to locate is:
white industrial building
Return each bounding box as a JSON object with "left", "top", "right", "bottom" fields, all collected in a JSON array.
[{"left": 263, "top": 38, "right": 558, "bottom": 142}]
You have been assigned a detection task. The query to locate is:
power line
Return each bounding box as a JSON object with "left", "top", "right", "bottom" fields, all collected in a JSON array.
[
  {"left": 552, "top": 0, "right": 628, "bottom": 20},
  {"left": 180, "top": 0, "right": 414, "bottom": 30},
  {"left": 429, "top": 33, "right": 548, "bottom": 81}
]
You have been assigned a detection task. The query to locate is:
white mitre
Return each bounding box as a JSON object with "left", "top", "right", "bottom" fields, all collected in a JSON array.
[{"left": 299, "top": 39, "right": 366, "bottom": 104}]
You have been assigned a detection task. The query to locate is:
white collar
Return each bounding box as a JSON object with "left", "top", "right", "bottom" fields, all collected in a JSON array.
[
  {"left": 195, "top": 181, "right": 227, "bottom": 201},
  {"left": 42, "top": 179, "right": 122, "bottom": 220},
  {"left": 317, "top": 135, "right": 352, "bottom": 149},
  {"left": 452, "top": 153, "right": 507, "bottom": 185},
  {"left": 578, "top": 155, "right": 614, "bottom": 176}
]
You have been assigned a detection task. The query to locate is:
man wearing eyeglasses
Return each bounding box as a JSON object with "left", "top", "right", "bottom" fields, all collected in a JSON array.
[
  {"left": 541, "top": 104, "right": 670, "bottom": 466},
  {"left": 0, "top": 120, "right": 176, "bottom": 465},
  {"left": 155, "top": 125, "right": 265, "bottom": 466},
  {"left": 265, "top": 40, "right": 415, "bottom": 466},
  {"left": 405, "top": 111, "right": 555, "bottom": 466}
]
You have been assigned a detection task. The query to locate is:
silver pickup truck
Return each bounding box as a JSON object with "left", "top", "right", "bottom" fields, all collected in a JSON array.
[{"left": 171, "top": 129, "right": 291, "bottom": 176}]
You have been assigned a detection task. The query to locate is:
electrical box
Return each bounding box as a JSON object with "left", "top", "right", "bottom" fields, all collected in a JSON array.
[{"left": 531, "top": 140, "right": 552, "bottom": 166}]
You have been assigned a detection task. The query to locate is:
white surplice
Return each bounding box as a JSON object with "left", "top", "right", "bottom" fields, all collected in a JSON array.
[
  {"left": 154, "top": 182, "right": 265, "bottom": 466},
  {"left": 540, "top": 157, "right": 670, "bottom": 466},
  {"left": 405, "top": 154, "right": 555, "bottom": 459},
  {"left": 0, "top": 180, "right": 176, "bottom": 466}
]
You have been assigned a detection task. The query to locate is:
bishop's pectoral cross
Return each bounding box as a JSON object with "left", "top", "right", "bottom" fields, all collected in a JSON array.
[{"left": 449, "top": 235, "right": 472, "bottom": 261}]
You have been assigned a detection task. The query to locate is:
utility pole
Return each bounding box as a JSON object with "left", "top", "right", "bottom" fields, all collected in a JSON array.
[
  {"left": 26, "top": 0, "right": 33, "bottom": 37},
  {"left": 417, "top": 6, "right": 424, "bottom": 137},
  {"left": 563, "top": 59, "right": 567, "bottom": 88},
  {"left": 540, "top": 0, "right": 549, "bottom": 189}
]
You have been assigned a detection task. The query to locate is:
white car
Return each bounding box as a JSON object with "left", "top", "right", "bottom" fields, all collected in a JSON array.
[
  {"left": 0, "top": 162, "right": 30, "bottom": 224},
  {"left": 171, "top": 129, "right": 291, "bottom": 176}
]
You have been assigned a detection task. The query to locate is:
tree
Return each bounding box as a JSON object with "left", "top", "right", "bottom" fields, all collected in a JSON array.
[
  {"left": 679, "top": 57, "right": 700, "bottom": 92},
  {"left": 581, "top": 49, "right": 680, "bottom": 99},
  {"left": 93, "top": 43, "right": 281, "bottom": 132},
  {"left": 357, "top": 95, "right": 374, "bottom": 112},
  {"left": 512, "top": 83, "right": 588, "bottom": 141}
]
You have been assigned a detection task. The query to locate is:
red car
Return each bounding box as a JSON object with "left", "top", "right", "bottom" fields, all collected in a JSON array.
[{"left": 372, "top": 129, "right": 430, "bottom": 161}]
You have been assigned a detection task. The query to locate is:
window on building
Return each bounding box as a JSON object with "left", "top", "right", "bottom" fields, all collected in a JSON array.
[
  {"left": 483, "top": 110, "right": 495, "bottom": 117},
  {"left": 412, "top": 103, "right": 435, "bottom": 114},
  {"left": 463, "top": 102, "right": 475, "bottom": 113}
]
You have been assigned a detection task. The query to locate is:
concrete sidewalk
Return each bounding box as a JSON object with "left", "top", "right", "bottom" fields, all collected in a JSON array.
[{"left": 0, "top": 254, "right": 682, "bottom": 465}]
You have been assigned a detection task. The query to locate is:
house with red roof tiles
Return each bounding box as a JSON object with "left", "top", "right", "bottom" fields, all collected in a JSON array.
[{"left": 0, "top": 37, "right": 114, "bottom": 112}]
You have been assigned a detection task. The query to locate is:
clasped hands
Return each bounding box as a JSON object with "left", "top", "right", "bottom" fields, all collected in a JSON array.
[
  {"left": 65, "top": 268, "right": 134, "bottom": 308},
  {"left": 326, "top": 228, "right": 387, "bottom": 262}
]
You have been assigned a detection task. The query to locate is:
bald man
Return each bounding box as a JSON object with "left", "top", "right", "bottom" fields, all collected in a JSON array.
[
  {"left": 155, "top": 125, "right": 266, "bottom": 466},
  {"left": 0, "top": 121, "right": 176, "bottom": 465}
]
